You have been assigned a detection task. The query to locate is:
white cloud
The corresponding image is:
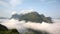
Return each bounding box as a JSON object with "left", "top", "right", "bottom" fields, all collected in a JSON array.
[
  {"left": 1, "top": 18, "right": 60, "bottom": 34},
  {"left": 19, "top": 9, "right": 35, "bottom": 15},
  {"left": 0, "top": 0, "right": 23, "bottom": 17},
  {"left": 40, "top": 0, "right": 46, "bottom": 2},
  {"left": 0, "top": 1, "right": 10, "bottom": 8},
  {"left": 11, "top": 11, "right": 17, "bottom": 15},
  {"left": 40, "top": 0, "right": 57, "bottom": 4},
  {"left": 0, "top": 0, "right": 22, "bottom": 8},
  {"left": 9, "top": 0, "right": 22, "bottom": 7}
]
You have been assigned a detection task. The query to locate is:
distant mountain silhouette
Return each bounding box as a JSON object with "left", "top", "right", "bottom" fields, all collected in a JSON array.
[
  {"left": 0, "top": 17, "right": 8, "bottom": 19},
  {"left": 11, "top": 11, "right": 53, "bottom": 23}
]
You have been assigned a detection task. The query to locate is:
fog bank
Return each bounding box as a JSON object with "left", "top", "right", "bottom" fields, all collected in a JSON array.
[{"left": 0, "top": 19, "right": 60, "bottom": 34}]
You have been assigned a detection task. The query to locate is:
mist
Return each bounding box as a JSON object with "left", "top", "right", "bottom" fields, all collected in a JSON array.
[
  {"left": 0, "top": 18, "right": 60, "bottom": 34},
  {"left": 0, "top": 0, "right": 60, "bottom": 34}
]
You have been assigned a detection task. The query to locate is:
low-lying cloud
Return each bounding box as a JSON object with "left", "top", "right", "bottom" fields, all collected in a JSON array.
[{"left": 0, "top": 19, "right": 60, "bottom": 34}]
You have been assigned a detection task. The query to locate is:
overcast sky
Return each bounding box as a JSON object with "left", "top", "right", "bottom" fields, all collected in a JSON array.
[{"left": 0, "top": 0, "right": 60, "bottom": 18}]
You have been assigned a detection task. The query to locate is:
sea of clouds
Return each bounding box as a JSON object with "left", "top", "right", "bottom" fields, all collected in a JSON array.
[
  {"left": 0, "top": 18, "right": 60, "bottom": 34},
  {"left": 0, "top": 10, "right": 60, "bottom": 34},
  {"left": 1, "top": 0, "right": 60, "bottom": 34}
]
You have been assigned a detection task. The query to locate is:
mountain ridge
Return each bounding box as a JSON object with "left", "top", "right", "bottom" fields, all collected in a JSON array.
[{"left": 11, "top": 11, "right": 53, "bottom": 23}]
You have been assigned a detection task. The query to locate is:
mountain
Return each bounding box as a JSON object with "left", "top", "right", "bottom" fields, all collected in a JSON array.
[
  {"left": 11, "top": 13, "right": 23, "bottom": 20},
  {"left": 19, "top": 12, "right": 43, "bottom": 22},
  {"left": 0, "top": 17, "right": 8, "bottom": 19},
  {"left": 11, "top": 14, "right": 20, "bottom": 19},
  {"left": 0, "top": 24, "right": 8, "bottom": 31},
  {"left": 0, "top": 24, "right": 19, "bottom": 34},
  {"left": 11, "top": 11, "right": 53, "bottom": 23}
]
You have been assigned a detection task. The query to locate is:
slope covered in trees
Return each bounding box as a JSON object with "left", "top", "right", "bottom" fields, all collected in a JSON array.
[
  {"left": 11, "top": 11, "right": 53, "bottom": 23},
  {"left": 0, "top": 24, "right": 19, "bottom": 34}
]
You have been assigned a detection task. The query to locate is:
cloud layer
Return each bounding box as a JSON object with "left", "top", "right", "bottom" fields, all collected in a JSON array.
[
  {"left": 0, "top": 0, "right": 22, "bottom": 7},
  {"left": 9, "top": 0, "right": 22, "bottom": 7},
  {"left": 0, "top": 19, "right": 60, "bottom": 34}
]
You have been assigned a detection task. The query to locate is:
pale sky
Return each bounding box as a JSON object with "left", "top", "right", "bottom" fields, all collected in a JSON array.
[{"left": 0, "top": 0, "right": 60, "bottom": 18}]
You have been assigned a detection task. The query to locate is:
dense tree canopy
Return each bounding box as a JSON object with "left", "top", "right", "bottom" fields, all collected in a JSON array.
[
  {"left": 0, "top": 24, "right": 19, "bottom": 34},
  {"left": 11, "top": 12, "right": 53, "bottom": 23}
]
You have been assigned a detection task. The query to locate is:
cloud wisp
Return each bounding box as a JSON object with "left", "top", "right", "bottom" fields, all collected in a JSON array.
[
  {"left": 9, "top": 0, "right": 22, "bottom": 7},
  {"left": 0, "top": 0, "right": 22, "bottom": 8},
  {"left": 0, "top": 19, "right": 60, "bottom": 34}
]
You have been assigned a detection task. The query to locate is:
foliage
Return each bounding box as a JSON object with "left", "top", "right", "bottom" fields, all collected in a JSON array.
[
  {"left": 19, "top": 12, "right": 42, "bottom": 23},
  {"left": 0, "top": 24, "right": 19, "bottom": 34},
  {"left": 11, "top": 12, "right": 53, "bottom": 23},
  {"left": 19, "top": 12, "right": 53, "bottom": 23},
  {"left": 0, "top": 24, "right": 8, "bottom": 31}
]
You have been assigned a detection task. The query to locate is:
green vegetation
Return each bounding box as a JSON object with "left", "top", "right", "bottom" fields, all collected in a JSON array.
[
  {"left": 11, "top": 12, "right": 53, "bottom": 23},
  {"left": 19, "top": 12, "right": 43, "bottom": 23},
  {"left": 0, "top": 24, "right": 19, "bottom": 34},
  {"left": 7, "top": 11, "right": 53, "bottom": 34},
  {"left": 0, "top": 29, "right": 19, "bottom": 34},
  {"left": 20, "top": 12, "right": 53, "bottom": 23}
]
